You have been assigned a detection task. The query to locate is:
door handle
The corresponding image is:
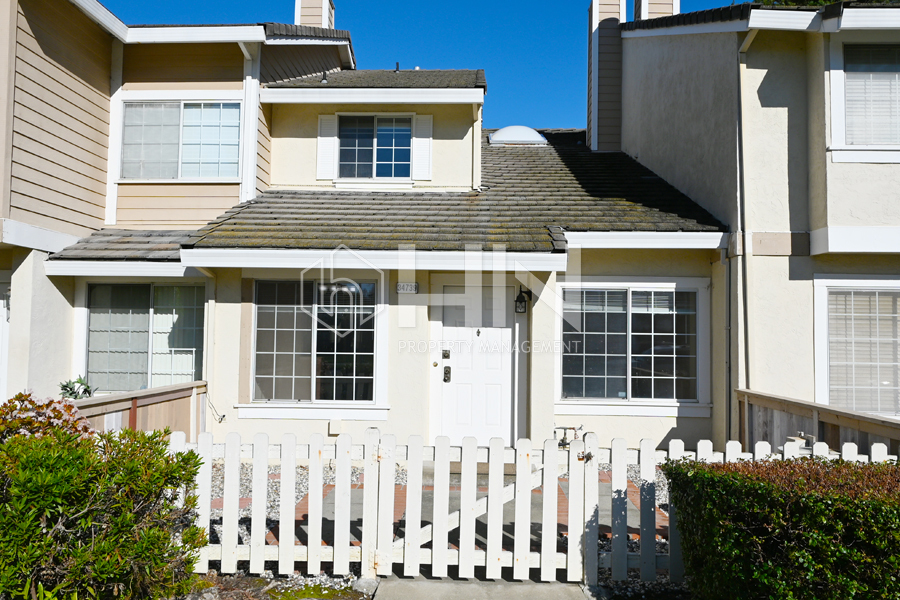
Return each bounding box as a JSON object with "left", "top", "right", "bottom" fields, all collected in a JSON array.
[{"left": 443, "top": 366, "right": 451, "bottom": 383}]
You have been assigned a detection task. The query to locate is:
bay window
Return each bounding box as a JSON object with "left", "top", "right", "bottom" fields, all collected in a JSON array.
[
  {"left": 86, "top": 284, "right": 205, "bottom": 393},
  {"left": 253, "top": 280, "right": 376, "bottom": 402},
  {"left": 121, "top": 102, "right": 241, "bottom": 180},
  {"left": 561, "top": 286, "right": 700, "bottom": 402}
]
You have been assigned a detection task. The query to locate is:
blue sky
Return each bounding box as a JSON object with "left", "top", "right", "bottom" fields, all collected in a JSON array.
[{"left": 102, "top": 0, "right": 733, "bottom": 129}]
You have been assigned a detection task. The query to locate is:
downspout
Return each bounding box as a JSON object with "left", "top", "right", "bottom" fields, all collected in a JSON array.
[{"left": 733, "top": 29, "right": 758, "bottom": 439}]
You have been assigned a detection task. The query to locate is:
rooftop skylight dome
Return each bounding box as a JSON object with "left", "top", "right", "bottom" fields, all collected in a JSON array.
[{"left": 489, "top": 125, "right": 548, "bottom": 146}]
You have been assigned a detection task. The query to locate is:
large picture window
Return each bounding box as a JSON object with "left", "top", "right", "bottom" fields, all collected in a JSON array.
[
  {"left": 338, "top": 116, "right": 411, "bottom": 179},
  {"left": 828, "top": 289, "right": 900, "bottom": 413},
  {"left": 121, "top": 102, "right": 241, "bottom": 180},
  {"left": 254, "top": 280, "right": 376, "bottom": 402},
  {"left": 561, "top": 288, "right": 698, "bottom": 401},
  {"left": 86, "top": 284, "right": 205, "bottom": 393},
  {"left": 845, "top": 44, "right": 900, "bottom": 146}
]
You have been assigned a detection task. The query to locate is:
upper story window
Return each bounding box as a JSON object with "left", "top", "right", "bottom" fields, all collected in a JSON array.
[
  {"left": 338, "top": 116, "right": 412, "bottom": 179},
  {"left": 121, "top": 102, "right": 241, "bottom": 180},
  {"left": 845, "top": 45, "right": 900, "bottom": 146}
]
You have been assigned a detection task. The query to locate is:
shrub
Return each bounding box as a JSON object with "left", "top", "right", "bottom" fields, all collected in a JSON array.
[
  {"left": 662, "top": 458, "right": 900, "bottom": 600},
  {"left": 59, "top": 377, "right": 96, "bottom": 401},
  {"left": 0, "top": 393, "right": 94, "bottom": 443},
  {"left": 0, "top": 428, "right": 204, "bottom": 600}
]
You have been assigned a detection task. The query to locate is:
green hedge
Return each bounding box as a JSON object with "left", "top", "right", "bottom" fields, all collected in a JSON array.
[
  {"left": 661, "top": 457, "right": 900, "bottom": 600},
  {"left": 0, "top": 428, "right": 204, "bottom": 600}
]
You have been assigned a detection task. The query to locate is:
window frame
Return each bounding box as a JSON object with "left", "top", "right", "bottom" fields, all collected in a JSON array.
[
  {"left": 117, "top": 99, "right": 244, "bottom": 184},
  {"left": 829, "top": 33, "right": 900, "bottom": 163},
  {"left": 249, "top": 278, "right": 385, "bottom": 408},
  {"left": 81, "top": 281, "right": 208, "bottom": 394},
  {"left": 813, "top": 275, "right": 900, "bottom": 409},
  {"left": 555, "top": 277, "right": 711, "bottom": 416},
  {"left": 334, "top": 112, "right": 415, "bottom": 182}
]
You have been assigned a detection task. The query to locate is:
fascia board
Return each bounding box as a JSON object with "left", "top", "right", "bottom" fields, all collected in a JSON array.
[
  {"left": 565, "top": 231, "right": 727, "bottom": 249},
  {"left": 258, "top": 88, "right": 485, "bottom": 104},
  {"left": 125, "top": 26, "right": 267, "bottom": 44}
]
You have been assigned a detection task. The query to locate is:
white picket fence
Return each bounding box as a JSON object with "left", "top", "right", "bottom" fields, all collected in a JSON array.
[{"left": 167, "top": 430, "right": 898, "bottom": 584}]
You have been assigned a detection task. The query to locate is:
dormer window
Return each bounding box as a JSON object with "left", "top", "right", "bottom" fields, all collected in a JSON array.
[{"left": 338, "top": 116, "right": 412, "bottom": 179}]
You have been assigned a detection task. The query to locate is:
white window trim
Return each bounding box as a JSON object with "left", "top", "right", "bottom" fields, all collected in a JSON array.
[
  {"left": 554, "top": 276, "right": 712, "bottom": 416},
  {"left": 813, "top": 275, "right": 900, "bottom": 406},
  {"left": 829, "top": 32, "right": 900, "bottom": 163},
  {"left": 245, "top": 279, "right": 389, "bottom": 419},
  {"left": 333, "top": 112, "right": 415, "bottom": 184}
]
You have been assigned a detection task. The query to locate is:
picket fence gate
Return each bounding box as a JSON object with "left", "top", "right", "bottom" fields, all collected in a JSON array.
[{"left": 168, "top": 430, "right": 898, "bottom": 584}]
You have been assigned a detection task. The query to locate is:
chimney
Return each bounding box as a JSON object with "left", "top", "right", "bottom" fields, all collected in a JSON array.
[
  {"left": 587, "top": 0, "right": 677, "bottom": 151},
  {"left": 295, "top": 0, "right": 335, "bottom": 28}
]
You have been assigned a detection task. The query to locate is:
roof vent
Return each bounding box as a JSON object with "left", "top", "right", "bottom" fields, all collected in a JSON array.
[{"left": 489, "top": 125, "right": 548, "bottom": 146}]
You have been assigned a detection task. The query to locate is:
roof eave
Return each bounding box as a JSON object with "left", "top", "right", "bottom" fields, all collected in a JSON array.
[{"left": 258, "top": 87, "right": 486, "bottom": 104}]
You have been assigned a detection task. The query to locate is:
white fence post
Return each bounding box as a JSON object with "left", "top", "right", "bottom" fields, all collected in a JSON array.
[
  {"left": 431, "top": 436, "right": 451, "bottom": 578},
  {"left": 404, "top": 436, "right": 424, "bottom": 577},
  {"left": 540, "top": 438, "right": 560, "bottom": 582},
  {"left": 639, "top": 438, "right": 656, "bottom": 582},
  {"left": 376, "top": 434, "right": 397, "bottom": 576},
  {"left": 610, "top": 438, "right": 627, "bottom": 582},
  {"left": 195, "top": 432, "right": 213, "bottom": 574},
  {"left": 583, "top": 433, "right": 600, "bottom": 587},
  {"left": 513, "top": 438, "right": 533, "bottom": 580},
  {"left": 333, "top": 433, "right": 352, "bottom": 575},
  {"left": 567, "top": 439, "right": 585, "bottom": 583},
  {"left": 459, "top": 437, "right": 478, "bottom": 579},
  {"left": 221, "top": 432, "right": 241, "bottom": 574},
  {"left": 667, "top": 438, "right": 685, "bottom": 583},
  {"left": 249, "top": 433, "right": 269, "bottom": 574},
  {"left": 308, "top": 433, "right": 324, "bottom": 575},
  {"left": 486, "top": 437, "right": 505, "bottom": 580},
  {"left": 361, "top": 428, "right": 380, "bottom": 579},
  {"left": 278, "top": 433, "right": 297, "bottom": 574}
]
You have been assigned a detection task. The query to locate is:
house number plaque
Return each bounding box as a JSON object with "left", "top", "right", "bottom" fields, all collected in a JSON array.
[{"left": 396, "top": 282, "right": 418, "bottom": 294}]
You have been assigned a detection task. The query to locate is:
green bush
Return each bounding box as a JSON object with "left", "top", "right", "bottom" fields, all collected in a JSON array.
[
  {"left": 0, "top": 428, "right": 204, "bottom": 600},
  {"left": 662, "top": 457, "right": 900, "bottom": 600},
  {"left": 0, "top": 393, "right": 94, "bottom": 443}
]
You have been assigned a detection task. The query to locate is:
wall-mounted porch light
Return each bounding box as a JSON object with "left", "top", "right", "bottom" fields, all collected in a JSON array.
[{"left": 515, "top": 286, "right": 533, "bottom": 314}]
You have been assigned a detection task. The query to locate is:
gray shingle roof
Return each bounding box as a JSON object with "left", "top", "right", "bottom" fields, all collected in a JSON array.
[
  {"left": 268, "top": 69, "right": 487, "bottom": 90},
  {"left": 49, "top": 229, "right": 195, "bottom": 262},
  {"left": 179, "top": 130, "right": 722, "bottom": 253},
  {"left": 49, "top": 130, "right": 724, "bottom": 260}
]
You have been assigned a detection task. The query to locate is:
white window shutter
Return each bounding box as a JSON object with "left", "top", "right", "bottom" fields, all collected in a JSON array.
[
  {"left": 317, "top": 115, "right": 338, "bottom": 180},
  {"left": 412, "top": 115, "right": 433, "bottom": 181}
]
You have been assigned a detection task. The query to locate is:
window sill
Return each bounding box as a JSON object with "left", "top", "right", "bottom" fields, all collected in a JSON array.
[
  {"left": 333, "top": 179, "right": 414, "bottom": 190},
  {"left": 235, "top": 403, "right": 389, "bottom": 421},
  {"left": 828, "top": 147, "right": 900, "bottom": 164},
  {"left": 555, "top": 401, "right": 711, "bottom": 418},
  {"left": 117, "top": 178, "right": 242, "bottom": 184}
]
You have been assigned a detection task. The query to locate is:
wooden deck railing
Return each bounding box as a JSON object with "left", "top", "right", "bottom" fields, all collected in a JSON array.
[
  {"left": 737, "top": 388, "right": 900, "bottom": 453},
  {"left": 75, "top": 381, "right": 207, "bottom": 442}
]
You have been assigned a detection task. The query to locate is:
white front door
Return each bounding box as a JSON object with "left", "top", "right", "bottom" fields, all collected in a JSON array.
[{"left": 439, "top": 285, "right": 514, "bottom": 445}]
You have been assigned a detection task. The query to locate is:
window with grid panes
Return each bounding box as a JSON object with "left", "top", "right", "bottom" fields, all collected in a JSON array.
[
  {"left": 254, "top": 281, "right": 376, "bottom": 402},
  {"left": 561, "top": 289, "right": 698, "bottom": 401},
  {"left": 338, "top": 116, "right": 411, "bottom": 179},
  {"left": 829, "top": 290, "right": 900, "bottom": 413}
]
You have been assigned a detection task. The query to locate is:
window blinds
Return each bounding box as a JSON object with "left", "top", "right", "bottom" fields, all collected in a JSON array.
[{"left": 845, "top": 45, "right": 900, "bottom": 145}]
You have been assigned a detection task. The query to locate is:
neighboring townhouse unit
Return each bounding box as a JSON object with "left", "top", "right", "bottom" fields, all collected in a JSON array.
[
  {"left": 6, "top": 0, "right": 742, "bottom": 447},
  {"left": 588, "top": 0, "right": 900, "bottom": 439}
]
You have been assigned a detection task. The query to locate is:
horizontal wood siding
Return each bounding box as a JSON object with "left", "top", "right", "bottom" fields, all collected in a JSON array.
[
  {"left": 123, "top": 43, "right": 243, "bottom": 84},
  {"left": 260, "top": 45, "right": 342, "bottom": 85},
  {"left": 257, "top": 103, "right": 272, "bottom": 194},
  {"left": 649, "top": 1, "right": 674, "bottom": 20},
  {"left": 594, "top": 0, "right": 622, "bottom": 151},
  {"left": 298, "top": 2, "right": 323, "bottom": 28},
  {"left": 11, "top": 0, "right": 111, "bottom": 236},
  {"left": 116, "top": 183, "right": 240, "bottom": 229}
]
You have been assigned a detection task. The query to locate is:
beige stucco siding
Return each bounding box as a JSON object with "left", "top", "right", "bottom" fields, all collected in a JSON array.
[
  {"left": 824, "top": 163, "right": 900, "bottom": 227},
  {"left": 257, "top": 103, "right": 272, "bottom": 195},
  {"left": 621, "top": 32, "right": 739, "bottom": 226},
  {"left": 741, "top": 31, "right": 810, "bottom": 233},
  {"left": 259, "top": 45, "right": 343, "bottom": 86},
  {"left": 116, "top": 183, "right": 240, "bottom": 229},
  {"left": 10, "top": 0, "right": 111, "bottom": 236},
  {"left": 269, "top": 103, "right": 475, "bottom": 190},
  {"left": 123, "top": 43, "right": 243, "bottom": 85}
]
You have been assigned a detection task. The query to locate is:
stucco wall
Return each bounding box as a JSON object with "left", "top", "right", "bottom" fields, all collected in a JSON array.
[
  {"left": 268, "top": 103, "right": 476, "bottom": 191},
  {"left": 621, "top": 32, "right": 740, "bottom": 227},
  {"left": 825, "top": 163, "right": 900, "bottom": 227}
]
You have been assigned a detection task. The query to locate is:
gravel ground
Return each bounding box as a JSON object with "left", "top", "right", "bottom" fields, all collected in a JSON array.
[{"left": 594, "top": 539, "right": 692, "bottom": 599}]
